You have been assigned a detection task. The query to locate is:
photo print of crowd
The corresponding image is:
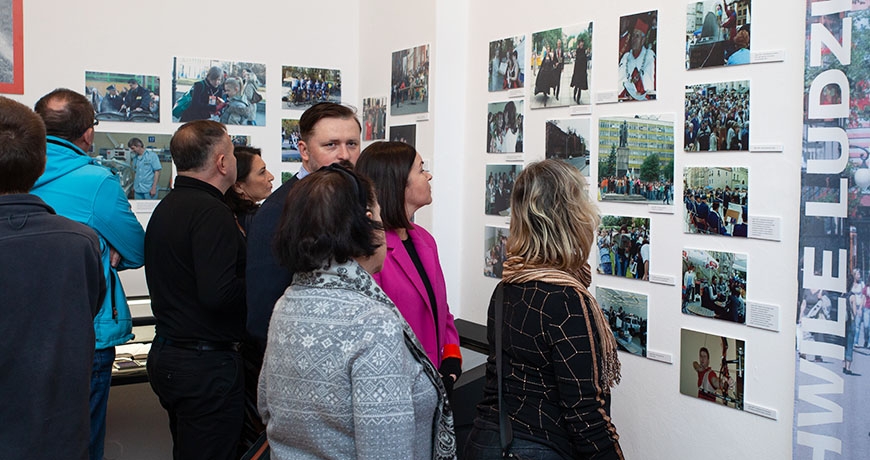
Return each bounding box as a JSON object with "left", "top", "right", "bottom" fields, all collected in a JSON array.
[
  {"left": 487, "top": 100, "right": 524, "bottom": 153},
  {"left": 281, "top": 119, "right": 301, "bottom": 162},
  {"left": 680, "top": 328, "right": 745, "bottom": 411},
  {"left": 484, "top": 226, "right": 509, "bottom": 279},
  {"left": 91, "top": 132, "right": 173, "bottom": 201},
  {"left": 362, "top": 97, "right": 387, "bottom": 141},
  {"left": 686, "top": 0, "right": 751, "bottom": 69},
  {"left": 488, "top": 35, "right": 525, "bottom": 92},
  {"left": 597, "top": 116, "right": 674, "bottom": 203},
  {"left": 391, "top": 44, "right": 430, "bottom": 116},
  {"left": 86, "top": 72, "right": 160, "bottom": 123},
  {"left": 684, "top": 80, "right": 749, "bottom": 152},
  {"left": 530, "top": 22, "right": 593, "bottom": 108},
  {"left": 683, "top": 166, "right": 748, "bottom": 237},
  {"left": 485, "top": 164, "right": 522, "bottom": 217},
  {"left": 545, "top": 118, "right": 590, "bottom": 175},
  {"left": 596, "top": 215, "right": 651, "bottom": 281},
  {"left": 281, "top": 66, "right": 341, "bottom": 110},
  {"left": 682, "top": 248, "right": 747, "bottom": 324},
  {"left": 618, "top": 10, "right": 657, "bottom": 101},
  {"left": 171, "top": 57, "right": 266, "bottom": 126},
  {"left": 596, "top": 286, "right": 648, "bottom": 358}
]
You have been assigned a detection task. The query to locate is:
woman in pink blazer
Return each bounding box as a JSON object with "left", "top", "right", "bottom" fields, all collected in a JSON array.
[{"left": 356, "top": 141, "right": 462, "bottom": 395}]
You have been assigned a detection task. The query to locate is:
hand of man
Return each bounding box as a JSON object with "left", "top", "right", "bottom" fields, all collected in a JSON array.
[{"left": 109, "top": 246, "right": 121, "bottom": 268}]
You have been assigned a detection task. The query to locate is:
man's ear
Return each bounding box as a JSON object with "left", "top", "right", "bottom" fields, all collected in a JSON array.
[
  {"left": 297, "top": 140, "right": 309, "bottom": 161},
  {"left": 216, "top": 152, "right": 230, "bottom": 175}
]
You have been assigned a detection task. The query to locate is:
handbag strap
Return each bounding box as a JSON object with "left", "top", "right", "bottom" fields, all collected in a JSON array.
[{"left": 494, "top": 282, "right": 514, "bottom": 456}]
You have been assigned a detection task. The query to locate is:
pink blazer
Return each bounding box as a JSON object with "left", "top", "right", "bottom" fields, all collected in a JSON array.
[{"left": 371, "top": 225, "right": 461, "bottom": 367}]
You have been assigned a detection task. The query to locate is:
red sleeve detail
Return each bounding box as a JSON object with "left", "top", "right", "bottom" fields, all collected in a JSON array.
[{"left": 442, "top": 343, "right": 462, "bottom": 364}]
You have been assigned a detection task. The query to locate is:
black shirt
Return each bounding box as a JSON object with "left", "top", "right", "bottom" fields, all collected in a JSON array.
[{"left": 145, "top": 176, "right": 246, "bottom": 342}]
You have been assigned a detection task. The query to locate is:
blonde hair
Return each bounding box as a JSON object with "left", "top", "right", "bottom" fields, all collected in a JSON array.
[{"left": 508, "top": 159, "right": 599, "bottom": 273}]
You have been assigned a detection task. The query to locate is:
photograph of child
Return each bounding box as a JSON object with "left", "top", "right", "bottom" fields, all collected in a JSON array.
[
  {"left": 488, "top": 35, "right": 525, "bottom": 92},
  {"left": 686, "top": 1, "right": 751, "bottom": 69},
  {"left": 684, "top": 80, "right": 749, "bottom": 151},
  {"left": 618, "top": 11, "right": 657, "bottom": 101},
  {"left": 596, "top": 286, "right": 648, "bottom": 357},
  {"left": 281, "top": 119, "right": 301, "bottom": 162},
  {"left": 484, "top": 226, "right": 509, "bottom": 279},
  {"left": 171, "top": 57, "right": 266, "bottom": 126},
  {"left": 683, "top": 166, "right": 749, "bottom": 236},
  {"left": 363, "top": 97, "right": 387, "bottom": 141},
  {"left": 545, "top": 118, "right": 590, "bottom": 175},
  {"left": 281, "top": 66, "right": 341, "bottom": 110},
  {"left": 487, "top": 100, "right": 524, "bottom": 153},
  {"left": 596, "top": 215, "right": 651, "bottom": 280},
  {"left": 530, "top": 22, "right": 593, "bottom": 108},
  {"left": 391, "top": 44, "right": 430, "bottom": 116},
  {"left": 86, "top": 72, "right": 160, "bottom": 123},
  {"left": 682, "top": 248, "right": 747, "bottom": 324},
  {"left": 680, "top": 328, "right": 745, "bottom": 411},
  {"left": 597, "top": 115, "right": 674, "bottom": 203},
  {"left": 485, "top": 164, "right": 522, "bottom": 217}
]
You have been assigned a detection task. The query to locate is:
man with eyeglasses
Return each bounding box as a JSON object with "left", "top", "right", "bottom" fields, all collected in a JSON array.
[{"left": 30, "top": 88, "right": 145, "bottom": 460}]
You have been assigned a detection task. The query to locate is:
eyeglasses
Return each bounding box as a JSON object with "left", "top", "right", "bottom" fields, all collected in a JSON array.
[{"left": 93, "top": 119, "right": 100, "bottom": 127}]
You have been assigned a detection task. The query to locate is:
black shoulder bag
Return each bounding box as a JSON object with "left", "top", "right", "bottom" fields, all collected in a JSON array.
[{"left": 494, "top": 282, "right": 524, "bottom": 459}]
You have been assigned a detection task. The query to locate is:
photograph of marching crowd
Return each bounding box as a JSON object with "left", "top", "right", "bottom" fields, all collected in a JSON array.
[
  {"left": 684, "top": 80, "right": 749, "bottom": 152},
  {"left": 281, "top": 66, "right": 341, "bottom": 110},
  {"left": 391, "top": 44, "right": 430, "bottom": 116},
  {"left": 91, "top": 132, "right": 173, "bottom": 201},
  {"left": 545, "top": 118, "right": 590, "bottom": 175},
  {"left": 86, "top": 72, "right": 160, "bottom": 123},
  {"left": 618, "top": 10, "right": 657, "bottom": 101},
  {"left": 597, "top": 116, "right": 674, "bottom": 203},
  {"left": 683, "top": 166, "right": 748, "bottom": 237},
  {"left": 485, "top": 164, "right": 522, "bottom": 217},
  {"left": 171, "top": 57, "right": 266, "bottom": 126},
  {"left": 362, "top": 97, "right": 387, "bottom": 141},
  {"left": 487, "top": 100, "right": 524, "bottom": 153},
  {"left": 596, "top": 215, "right": 651, "bottom": 281},
  {"left": 686, "top": 1, "right": 751, "bottom": 69},
  {"left": 680, "top": 328, "right": 745, "bottom": 411},
  {"left": 530, "top": 22, "right": 593, "bottom": 108},
  {"left": 488, "top": 35, "right": 525, "bottom": 92},
  {"left": 484, "top": 226, "right": 509, "bottom": 279},
  {"left": 390, "top": 124, "right": 416, "bottom": 148},
  {"left": 281, "top": 119, "right": 301, "bottom": 162},
  {"left": 682, "top": 248, "right": 747, "bottom": 324},
  {"left": 596, "top": 286, "right": 648, "bottom": 357}
]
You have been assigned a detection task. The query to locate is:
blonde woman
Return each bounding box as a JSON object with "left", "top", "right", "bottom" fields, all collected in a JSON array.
[{"left": 466, "top": 159, "right": 624, "bottom": 459}]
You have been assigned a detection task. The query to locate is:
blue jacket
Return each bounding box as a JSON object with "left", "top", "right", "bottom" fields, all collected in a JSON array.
[{"left": 31, "top": 136, "right": 145, "bottom": 349}]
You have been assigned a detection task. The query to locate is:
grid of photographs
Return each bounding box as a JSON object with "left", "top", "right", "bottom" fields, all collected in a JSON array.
[
  {"left": 683, "top": 167, "right": 748, "bottom": 237},
  {"left": 680, "top": 328, "right": 745, "bottom": 411},
  {"left": 391, "top": 44, "right": 430, "bottom": 116},
  {"left": 597, "top": 215, "right": 651, "bottom": 280},
  {"left": 487, "top": 100, "right": 524, "bottom": 153},
  {"left": 281, "top": 66, "right": 341, "bottom": 110},
  {"left": 684, "top": 80, "right": 749, "bottom": 152},
  {"left": 686, "top": 1, "right": 751, "bottom": 70},
  {"left": 489, "top": 35, "right": 526, "bottom": 92},
  {"left": 682, "top": 248, "right": 747, "bottom": 324},
  {"left": 597, "top": 286, "right": 648, "bottom": 357},
  {"left": 545, "top": 118, "right": 591, "bottom": 175},
  {"left": 597, "top": 115, "right": 675, "bottom": 203},
  {"left": 86, "top": 72, "right": 160, "bottom": 123},
  {"left": 171, "top": 57, "right": 266, "bottom": 126}
]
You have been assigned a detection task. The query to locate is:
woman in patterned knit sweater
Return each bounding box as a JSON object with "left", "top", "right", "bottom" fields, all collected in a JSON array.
[{"left": 466, "top": 159, "right": 624, "bottom": 459}]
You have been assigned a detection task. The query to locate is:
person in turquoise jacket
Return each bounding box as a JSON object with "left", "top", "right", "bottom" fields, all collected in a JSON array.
[{"left": 30, "top": 89, "right": 145, "bottom": 460}]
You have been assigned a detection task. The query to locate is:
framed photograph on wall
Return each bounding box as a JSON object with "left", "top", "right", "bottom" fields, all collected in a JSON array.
[
  {"left": 680, "top": 328, "right": 745, "bottom": 411},
  {"left": 545, "top": 118, "right": 591, "bottom": 175},
  {"left": 686, "top": 1, "right": 751, "bottom": 69},
  {"left": 281, "top": 65, "right": 341, "bottom": 110},
  {"left": 681, "top": 248, "right": 747, "bottom": 324},
  {"left": 597, "top": 115, "right": 675, "bottom": 204},
  {"left": 91, "top": 131, "right": 173, "bottom": 202},
  {"left": 86, "top": 72, "right": 160, "bottom": 123},
  {"left": 683, "top": 166, "right": 749, "bottom": 237},
  {"left": 618, "top": 10, "right": 658, "bottom": 101},
  {"left": 391, "top": 44, "right": 430, "bottom": 116},
  {"left": 488, "top": 35, "right": 525, "bottom": 92},
  {"left": 685, "top": 80, "right": 749, "bottom": 152},
  {"left": 171, "top": 57, "right": 266, "bottom": 126},
  {"left": 596, "top": 286, "right": 648, "bottom": 357},
  {"left": 530, "top": 22, "right": 593, "bottom": 108},
  {"left": 0, "top": 0, "right": 22, "bottom": 94}
]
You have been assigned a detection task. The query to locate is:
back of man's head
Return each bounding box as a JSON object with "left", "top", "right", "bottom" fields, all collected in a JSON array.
[
  {"left": 34, "top": 88, "right": 94, "bottom": 142},
  {"left": 170, "top": 120, "right": 227, "bottom": 172},
  {"left": 299, "top": 102, "right": 360, "bottom": 142},
  {"left": 0, "top": 96, "right": 47, "bottom": 194}
]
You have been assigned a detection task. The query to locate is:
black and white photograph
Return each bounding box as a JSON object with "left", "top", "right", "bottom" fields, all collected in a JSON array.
[
  {"left": 487, "top": 100, "right": 523, "bottom": 153},
  {"left": 545, "top": 118, "right": 591, "bottom": 175},
  {"left": 684, "top": 80, "right": 749, "bottom": 151},
  {"left": 281, "top": 65, "right": 341, "bottom": 110},
  {"left": 682, "top": 248, "right": 748, "bottom": 324},
  {"left": 618, "top": 10, "right": 657, "bottom": 101},
  {"left": 485, "top": 164, "right": 522, "bottom": 216},
  {"left": 281, "top": 119, "right": 301, "bottom": 162},
  {"left": 680, "top": 328, "right": 745, "bottom": 411},
  {"left": 683, "top": 166, "right": 749, "bottom": 237},
  {"left": 86, "top": 72, "right": 160, "bottom": 123},
  {"left": 363, "top": 97, "right": 387, "bottom": 141},
  {"left": 596, "top": 215, "right": 651, "bottom": 280},
  {"left": 391, "top": 44, "right": 430, "bottom": 116},
  {"left": 390, "top": 124, "right": 417, "bottom": 148},
  {"left": 596, "top": 286, "right": 648, "bottom": 357},
  {"left": 597, "top": 115, "right": 674, "bottom": 203},
  {"left": 0, "top": 0, "right": 21, "bottom": 93},
  {"left": 484, "top": 225, "right": 509, "bottom": 279},
  {"left": 686, "top": 1, "right": 751, "bottom": 69},
  {"left": 91, "top": 132, "right": 173, "bottom": 201},
  {"left": 171, "top": 57, "right": 266, "bottom": 126},
  {"left": 489, "top": 35, "right": 525, "bottom": 92},
  {"left": 530, "top": 23, "right": 593, "bottom": 108}
]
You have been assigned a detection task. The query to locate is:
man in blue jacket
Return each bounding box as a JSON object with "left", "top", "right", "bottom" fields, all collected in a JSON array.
[{"left": 30, "top": 88, "right": 145, "bottom": 460}]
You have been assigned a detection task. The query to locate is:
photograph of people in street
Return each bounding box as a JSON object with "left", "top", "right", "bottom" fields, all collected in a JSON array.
[
  {"left": 391, "top": 44, "right": 429, "bottom": 116},
  {"left": 488, "top": 35, "right": 525, "bottom": 92},
  {"left": 686, "top": 1, "right": 751, "bottom": 69},
  {"left": 545, "top": 118, "right": 590, "bottom": 175},
  {"left": 680, "top": 328, "right": 745, "bottom": 411},
  {"left": 683, "top": 166, "right": 749, "bottom": 237},
  {"left": 171, "top": 57, "right": 266, "bottom": 126},
  {"left": 86, "top": 72, "right": 160, "bottom": 123},
  {"left": 484, "top": 164, "right": 522, "bottom": 217},
  {"left": 530, "top": 22, "right": 592, "bottom": 108},
  {"left": 596, "top": 215, "right": 651, "bottom": 281},
  {"left": 362, "top": 97, "right": 387, "bottom": 141},
  {"left": 281, "top": 66, "right": 341, "bottom": 110},
  {"left": 597, "top": 115, "right": 674, "bottom": 203},
  {"left": 91, "top": 132, "right": 173, "bottom": 201},
  {"left": 596, "top": 286, "right": 648, "bottom": 358},
  {"left": 281, "top": 119, "right": 301, "bottom": 162},
  {"left": 618, "top": 10, "right": 657, "bottom": 101},
  {"left": 484, "top": 226, "right": 509, "bottom": 279},
  {"left": 390, "top": 124, "right": 416, "bottom": 148},
  {"left": 684, "top": 80, "right": 749, "bottom": 152},
  {"left": 487, "top": 100, "right": 523, "bottom": 153},
  {"left": 682, "top": 248, "right": 747, "bottom": 324}
]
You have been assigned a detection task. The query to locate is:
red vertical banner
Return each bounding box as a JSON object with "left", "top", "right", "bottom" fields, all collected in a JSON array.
[{"left": 0, "top": 0, "right": 23, "bottom": 94}]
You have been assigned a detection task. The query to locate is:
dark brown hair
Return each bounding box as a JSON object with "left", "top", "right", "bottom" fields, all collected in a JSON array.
[
  {"left": 0, "top": 97, "right": 47, "bottom": 193},
  {"left": 299, "top": 102, "right": 360, "bottom": 142},
  {"left": 34, "top": 88, "right": 94, "bottom": 142},
  {"left": 224, "top": 146, "right": 262, "bottom": 215},
  {"left": 355, "top": 141, "right": 416, "bottom": 230}
]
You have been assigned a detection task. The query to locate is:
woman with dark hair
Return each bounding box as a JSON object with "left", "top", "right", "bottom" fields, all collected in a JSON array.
[
  {"left": 258, "top": 165, "right": 455, "bottom": 460},
  {"left": 180, "top": 66, "right": 224, "bottom": 122},
  {"left": 466, "top": 159, "right": 624, "bottom": 459},
  {"left": 223, "top": 146, "right": 273, "bottom": 237},
  {"left": 355, "top": 141, "right": 463, "bottom": 397}
]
